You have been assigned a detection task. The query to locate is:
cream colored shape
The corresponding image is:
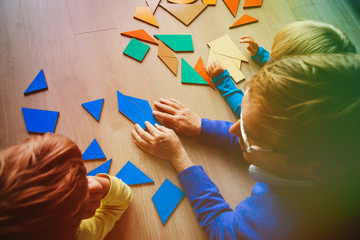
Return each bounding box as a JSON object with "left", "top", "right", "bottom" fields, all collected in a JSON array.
[
  {"left": 146, "top": 0, "right": 160, "bottom": 13},
  {"left": 215, "top": 53, "right": 245, "bottom": 83},
  {"left": 208, "top": 34, "right": 248, "bottom": 62}
]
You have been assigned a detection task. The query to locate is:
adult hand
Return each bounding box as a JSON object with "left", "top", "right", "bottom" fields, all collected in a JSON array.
[
  {"left": 132, "top": 121, "right": 194, "bottom": 173},
  {"left": 239, "top": 36, "right": 259, "bottom": 56},
  {"left": 206, "top": 59, "right": 225, "bottom": 79},
  {"left": 153, "top": 98, "right": 201, "bottom": 137},
  {"left": 83, "top": 175, "right": 110, "bottom": 219}
]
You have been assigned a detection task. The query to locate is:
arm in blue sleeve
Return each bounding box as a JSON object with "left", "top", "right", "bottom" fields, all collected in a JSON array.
[
  {"left": 212, "top": 70, "right": 243, "bottom": 117},
  {"left": 251, "top": 47, "right": 271, "bottom": 66},
  {"left": 199, "top": 118, "right": 242, "bottom": 154}
]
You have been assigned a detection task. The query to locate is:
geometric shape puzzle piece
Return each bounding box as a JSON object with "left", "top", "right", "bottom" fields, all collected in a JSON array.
[
  {"left": 203, "top": 0, "right": 216, "bottom": 5},
  {"left": 134, "top": 6, "right": 159, "bottom": 28},
  {"left": 194, "top": 57, "right": 215, "bottom": 89},
  {"left": 208, "top": 34, "right": 248, "bottom": 62},
  {"left": 123, "top": 38, "right": 150, "bottom": 62},
  {"left": 243, "top": 0, "right": 262, "bottom": 8},
  {"left": 154, "top": 34, "right": 194, "bottom": 52},
  {"left": 87, "top": 159, "right": 112, "bottom": 176},
  {"left": 115, "top": 161, "right": 154, "bottom": 185},
  {"left": 168, "top": 0, "right": 196, "bottom": 3},
  {"left": 152, "top": 179, "right": 185, "bottom": 224},
  {"left": 24, "top": 69, "right": 48, "bottom": 95},
  {"left": 158, "top": 40, "right": 178, "bottom": 75},
  {"left": 146, "top": 0, "right": 161, "bottom": 13},
  {"left": 82, "top": 98, "right": 104, "bottom": 122},
  {"left": 230, "top": 14, "right": 258, "bottom": 28},
  {"left": 82, "top": 138, "right": 106, "bottom": 160},
  {"left": 223, "top": 0, "right": 240, "bottom": 17},
  {"left": 181, "top": 58, "right": 209, "bottom": 85},
  {"left": 215, "top": 52, "right": 245, "bottom": 83},
  {"left": 121, "top": 29, "right": 158, "bottom": 45},
  {"left": 160, "top": 3, "right": 207, "bottom": 26},
  {"left": 22, "top": 107, "right": 59, "bottom": 134}
]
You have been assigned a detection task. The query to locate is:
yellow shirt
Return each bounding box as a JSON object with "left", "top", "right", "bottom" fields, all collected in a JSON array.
[{"left": 75, "top": 174, "right": 132, "bottom": 240}]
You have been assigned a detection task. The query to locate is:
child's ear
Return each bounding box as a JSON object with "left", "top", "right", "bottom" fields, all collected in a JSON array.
[{"left": 304, "top": 162, "right": 347, "bottom": 182}]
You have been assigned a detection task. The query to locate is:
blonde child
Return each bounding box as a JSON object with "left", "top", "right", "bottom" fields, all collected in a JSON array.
[
  {"left": 208, "top": 20, "right": 356, "bottom": 117},
  {"left": 0, "top": 133, "right": 132, "bottom": 240}
]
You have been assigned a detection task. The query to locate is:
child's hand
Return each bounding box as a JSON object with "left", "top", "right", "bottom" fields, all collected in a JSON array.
[
  {"left": 240, "top": 36, "right": 259, "bottom": 56},
  {"left": 206, "top": 59, "right": 225, "bottom": 78}
]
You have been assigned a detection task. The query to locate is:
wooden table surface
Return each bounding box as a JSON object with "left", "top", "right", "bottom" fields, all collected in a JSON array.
[{"left": 1, "top": 0, "right": 359, "bottom": 239}]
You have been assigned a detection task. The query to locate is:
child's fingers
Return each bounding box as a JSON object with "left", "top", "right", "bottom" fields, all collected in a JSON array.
[{"left": 240, "top": 35, "right": 251, "bottom": 40}]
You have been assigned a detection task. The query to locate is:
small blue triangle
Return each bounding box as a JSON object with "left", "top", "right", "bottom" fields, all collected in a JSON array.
[
  {"left": 82, "top": 139, "right": 106, "bottom": 160},
  {"left": 24, "top": 69, "right": 48, "bottom": 94},
  {"left": 87, "top": 159, "right": 112, "bottom": 176},
  {"left": 116, "top": 161, "right": 154, "bottom": 185},
  {"left": 82, "top": 98, "right": 104, "bottom": 121},
  {"left": 22, "top": 107, "right": 59, "bottom": 133}
]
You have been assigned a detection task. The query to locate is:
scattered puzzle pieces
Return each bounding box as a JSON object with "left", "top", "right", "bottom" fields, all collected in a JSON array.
[
  {"left": 182, "top": 58, "right": 209, "bottom": 85},
  {"left": 194, "top": 57, "right": 215, "bottom": 89},
  {"left": 22, "top": 107, "right": 59, "bottom": 133},
  {"left": 87, "top": 159, "right": 112, "bottom": 176},
  {"left": 168, "top": 0, "right": 197, "bottom": 3},
  {"left": 123, "top": 38, "right": 150, "bottom": 62},
  {"left": 121, "top": 29, "right": 158, "bottom": 45},
  {"left": 158, "top": 40, "right": 178, "bottom": 75},
  {"left": 83, "top": 138, "right": 106, "bottom": 160},
  {"left": 82, "top": 98, "right": 104, "bottom": 121},
  {"left": 230, "top": 14, "right": 258, "bottom": 28},
  {"left": 24, "top": 69, "right": 48, "bottom": 95},
  {"left": 223, "top": 0, "right": 240, "bottom": 17},
  {"left": 203, "top": 0, "right": 216, "bottom": 5},
  {"left": 155, "top": 34, "right": 193, "bottom": 52},
  {"left": 116, "top": 161, "right": 154, "bottom": 185},
  {"left": 160, "top": 3, "right": 207, "bottom": 26},
  {"left": 152, "top": 179, "right": 184, "bottom": 224},
  {"left": 146, "top": 0, "right": 161, "bottom": 13},
  {"left": 243, "top": 0, "right": 262, "bottom": 8},
  {"left": 134, "top": 6, "right": 159, "bottom": 28}
]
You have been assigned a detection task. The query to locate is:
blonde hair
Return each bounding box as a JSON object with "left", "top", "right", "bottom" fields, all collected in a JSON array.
[{"left": 271, "top": 21, "right": 356, "bottom": 59}]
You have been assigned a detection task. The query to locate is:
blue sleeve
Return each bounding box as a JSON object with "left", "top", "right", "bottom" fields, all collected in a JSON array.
[
  {"left": 212, "top": 70, "right": 243, "bottom": 117},
  {"left": 199, "top": 118, "right": 242, "bottom": 154},
  {"left": 251, "top": 47, "right": 271, "bottom": 66}
]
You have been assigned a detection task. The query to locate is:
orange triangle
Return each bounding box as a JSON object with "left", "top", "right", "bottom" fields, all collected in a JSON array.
[
  {"left": 158, "top": 41, "right": 178, "bottom": 75},
  {"left": 160, "top": 3, "right": 207, "bottom": 26},
  {"left": 146, "top": 0, "right": 160, "bottom": 13},
  {"left": 121, "top": 29, "right": 158, "bottom": 45},
  {"left": 229, "top": 14, "right": 258, "bottom": 28},
  {"left": 223, "top": 0, "right": 240, "bottom": 17},
  {"left": 134, "top": 6, "right": 159, "bottom": 28},
  {"left": 194, "top": 57, "right": 215, "bottom": 89},
  {"left": 243, "top": 0, "right": 262, "bottom": 8},
  {"left": 168, "top": 0, "right": 197, "bottom": 3}
]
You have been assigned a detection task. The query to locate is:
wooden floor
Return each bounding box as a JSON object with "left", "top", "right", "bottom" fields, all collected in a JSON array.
[{"left": 0, "top": 0, "right": 359, "bottom": 239}]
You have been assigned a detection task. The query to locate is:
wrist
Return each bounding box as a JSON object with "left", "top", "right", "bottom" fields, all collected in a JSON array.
[
  {"left": 172, "top": 150, "right": 194, "bottom": 173},
  {"left": 95, "top": 174, "right": 111, "bottom": 198}
]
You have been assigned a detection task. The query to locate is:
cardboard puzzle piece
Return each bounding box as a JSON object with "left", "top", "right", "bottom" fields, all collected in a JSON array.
[
  {"left": 230, "top": 14, "right": 258, "bottom": 28},
  {"left": 168, "top": 0, "right": 197, "bottom": 3},
  {"left": 116, "top": 161, "right": 154, "bottom": 185},
  {"left": 154, "top": 34, "right": 193, "bottom": 52},
  {"left": 24, "top": 69, "right": 48, "bottom": 95},
  {"left": 152, "top": 179, "right": 184, "bottom": 224},
  {"left": 117, "top": 90, "right": 159, "bottom": 129},
  {"left": 160, "top": 3, "right": 207, "bottom": 26},
  {"left": 22, "top": 107, "right": 59, "bottom": 134},
  {"left": 87, "top": 159, "right": 112, "bottom": 176},
  {"left": 83, "top": 138, "right": 106, "bottom": 160},
  {"left": 123, "top": 38, "right": 150, "bottom": 62},
  {"left": 215, "top": 52, "right": 245, "bottom": 82},
  {"left": 223, "top": 0, "right": 240, "bottom": 17},
  {"left": 134, "top": 6, "right": 159, "bottom": 28},
  {"left": 208, "top": 34, "right": 248, "bottom": 62},
  {"left": 182, "top": 58, "right": 209, "bottom": 85},
  {"left": 158, "top": 40, "right": 178, "bottom": 75},
  {"left": 194, "top": 57, "right": 215, "bottom": 89},
  {"left": 243, "top": 0, "right": 262, "bottom": 8},
  {"left": 82, "top": 98, "right": 104, "bottom": 122},
  {"left": 146, "top": 0, "right": 161, "bottom": 13},
  {"left": 121, "top": 29, "right": 158, "bottom": 45},
  {"left": 203, "top": 0, "right": 216, "bottom": 5}
]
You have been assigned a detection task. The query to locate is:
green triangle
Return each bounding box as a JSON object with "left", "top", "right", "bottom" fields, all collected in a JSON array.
[
  {"left": 181, "top": 58, "right": 209, "bottom": 85},
  {"left": 154, "top": 35, "right": 193, "bottom": 52}
]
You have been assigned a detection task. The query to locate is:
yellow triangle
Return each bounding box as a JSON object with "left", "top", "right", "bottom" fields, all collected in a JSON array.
[
  {"left": 134, "top": 6, "right": 159, "bottom": 28},
  {"left": 160, "top": 3, "right": 207, "bottom": 26}
]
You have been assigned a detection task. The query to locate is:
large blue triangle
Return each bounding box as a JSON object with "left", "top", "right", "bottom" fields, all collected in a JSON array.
[
  {"left": 24, "top": 69, "right": 48, "bottom": 94},
  {"left": 116, "top": 161, "right": 154, "bottom": 185},
  {"left": 82, "top": 98, "right": 104, "bottom": 121},
  {"left": 82, "top": 138, "right": 106, "bottom": 160},
  {"left": 22, "top": 107, "right": 59, "bottom": 133},
  {"left": 87, "top": 159, "right": 112, "bottom": 176}
]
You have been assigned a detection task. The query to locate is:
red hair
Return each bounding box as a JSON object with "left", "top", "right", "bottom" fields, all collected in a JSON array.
[{"left": 0, "top": 133, "right": 88, "bottom": 239}]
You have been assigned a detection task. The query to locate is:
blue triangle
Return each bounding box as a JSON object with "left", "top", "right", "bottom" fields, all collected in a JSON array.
[
  {"left": 82, "top": 138, "right": 106, "bottom": 160},
  {"left": 125, "top": 95, "right": 153, "bottom": 116},
  {"left": 22, "top": 107, "right": 59, "bottom": 133},
  {"left": 116, "top": 161, "right": 154, "bottom": 185},
  {"left": 87, "top": 159, "right": 112, "bottom": 176},
  {"left": 24, "top": 69, "right": 48, "bottom": 94},
  {"left": 82, "top": 98, "right": 104, "bottom": 121}
]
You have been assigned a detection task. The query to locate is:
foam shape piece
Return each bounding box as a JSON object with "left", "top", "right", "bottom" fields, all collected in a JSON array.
[
  {"left": 87, "top": 159, "right": 112, "bottom": 176},
  {"left": 223, "top": 0, "right": 240, "bottom": 17},
  {"left": 182, "top": 58, "right": 209, "bottom": 85},
  {"left": 123, "top": 38, "right": 150, "bottom": 62},
  {"left": 146, "top": 0, "right": 161, "bottom": 13},
  {"left": 24, "top": 69, "right": 48, "bottom": 94},
  {"left": 203, "top": 0, "right": 216, "bottom": 5},
  {"left": 243, "top": 0, "right": 262, "bottom": 8},
  {"left": 208, "top": 34, "right": 248, "bottom": 62},
  {"left": 82, "top": 98, "right": 104, "bottom": 121},
  {"left": 152, "top": 179, "right": 184, "bottom": 224},
  {"left": 133, "top": 6, "right": 159, "bottom": 28},
  {"left": 117, "top": 90, "right": 159, "bottom": 129},
  {"left": 194, "top": 57, "right": 215, "bottom": 89},
  {"left": 22, "top": 107, "right": 59, "bottom": 133},
  {"left": 160, "top": 3, "right": 207, "bottom": 26},
  {"left": 154, "top": 35, "right": 193, "bottom": 52},
  {"left": 121, "top": 29, "right": 158, "bottom": 45},
  {"left": 230, "top": 14, "right": 258, "bottom": 28},
  {"left": 83, "top": 139, "right": 106, "bottom": 160},
  {"left": 168, "top": 0, "right": 197, "bottom": 3},
  {"left": 215, "top": 53, "right": 245, "bottom": 82},
  {"left": 158, "top": 40, "right": 178, "bottom": 75},
  {"left": 116, "top": 161, "right": 154, "bottom": 185}
]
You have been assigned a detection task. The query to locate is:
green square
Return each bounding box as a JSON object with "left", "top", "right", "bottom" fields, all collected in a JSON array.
[{"left": 123, "top": 38, "right": 150, "bottom": 62}]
